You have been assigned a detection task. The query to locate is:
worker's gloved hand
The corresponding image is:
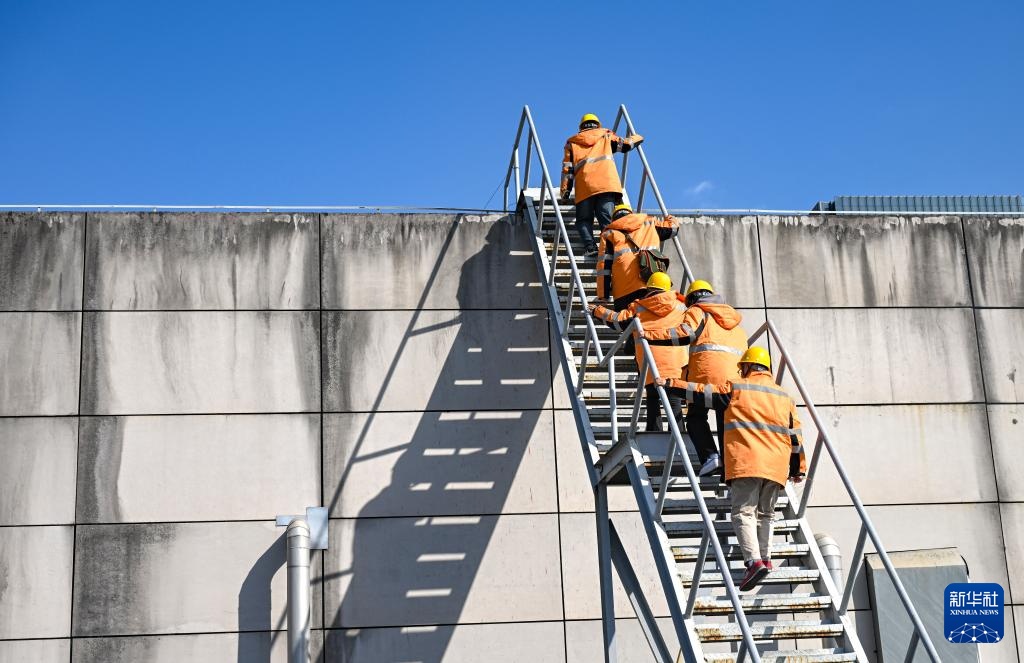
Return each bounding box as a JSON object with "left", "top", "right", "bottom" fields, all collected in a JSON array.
[
  {"left": 654, "top": 377, "right": 667, "bottom": 387},
  {"left": 586, "top": 303, "right": 598, "bottom": 316},
  {"left": 560, "top": 192, "right": 572, "bottom": 204}
]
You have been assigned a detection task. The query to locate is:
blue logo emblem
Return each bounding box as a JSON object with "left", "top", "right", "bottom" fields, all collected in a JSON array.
[{"left": 944, "top": 583, "right": 1004, "bottom": 643}]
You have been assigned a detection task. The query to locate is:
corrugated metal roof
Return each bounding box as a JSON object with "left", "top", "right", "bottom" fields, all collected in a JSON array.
[{"left": 823, "top": 195, "right": 1023, "bottom": 213}]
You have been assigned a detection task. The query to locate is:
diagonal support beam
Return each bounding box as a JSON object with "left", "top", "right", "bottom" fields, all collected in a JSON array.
[{"left": 610, "top": 521, "right": 674, "bottom": 663}]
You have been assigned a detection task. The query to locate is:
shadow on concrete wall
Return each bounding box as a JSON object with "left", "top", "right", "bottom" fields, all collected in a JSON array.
[
  {"left": 324, "top": 218, "right": 549, "bottom": 661},
  {"left": 237, "top": 533, "right": 286, "bottom": 663}
]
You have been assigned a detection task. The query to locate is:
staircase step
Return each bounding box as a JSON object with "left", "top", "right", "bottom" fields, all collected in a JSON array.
[
  {"left": 704, "top": 648, "right": 857, "bottom": 662},
  {"left": 695, "top": 619, "right": 844, "bottom": 642},
  {"left": 680, "top": 567, "right": 821, "bottom": 587},
  {"left": 673, "top": 543, "right": 809, "bottom": 562},
  {"left": 665, "top": 519, "right": 800, "bottom": 538},
  {"left": 650, "top": 475, "right": 726, "bottom": 492},
  {"left": 661, "top": 496, "right": 789, "bottom": 515},
  {"left": 693, "top": 592, "right": 832, "bottom": 615}
]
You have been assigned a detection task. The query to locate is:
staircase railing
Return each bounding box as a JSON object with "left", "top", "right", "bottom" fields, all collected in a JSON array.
[
  {"left": 503, "top": 104, "right": 761, "bottom": 663},
  {"left": 503, "top": 104, "right": 940, "bottom": 662},
  {"left": 750, "top": 320, "right": 942, "bottom": 662}
]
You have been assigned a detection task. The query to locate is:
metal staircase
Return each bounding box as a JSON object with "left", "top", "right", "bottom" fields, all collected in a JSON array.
[{"left": 504, "top": 105, "right": 942, "bottom": 662}]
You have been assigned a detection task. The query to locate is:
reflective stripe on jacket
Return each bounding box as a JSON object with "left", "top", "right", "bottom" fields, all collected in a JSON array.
[
  {"left": 559, "top": 128, "right": 642, "bottom": 202},
  {"left": 595, "top": 213, "right": 679, "bottom": 300},
  {"left": 591, "top": 289, "right": 695, "bottom": 385},
  {"left": 665, "top": 370, "right": 806, "bottom": 486}
]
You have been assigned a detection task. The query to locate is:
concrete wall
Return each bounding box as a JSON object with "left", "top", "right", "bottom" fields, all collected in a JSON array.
[
  {"left": 675, "top": 213, "right": 1021, "bottom": 662},
  {"left": 0, "top": 210, "right": 1021, "bottom": 662}
]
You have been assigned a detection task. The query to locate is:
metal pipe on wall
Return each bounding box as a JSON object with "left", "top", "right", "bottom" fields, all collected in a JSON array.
[
  {"left": 286, "top": 519, "right": 312, "bottom": 663},
  {"left": 815, "top": 532, "right": 843, "bottom": 588}
]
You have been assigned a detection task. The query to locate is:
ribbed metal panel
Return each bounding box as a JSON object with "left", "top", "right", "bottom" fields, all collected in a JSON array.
[{"left": 831, "top": 195, "right": 1023, "bottom": 213}]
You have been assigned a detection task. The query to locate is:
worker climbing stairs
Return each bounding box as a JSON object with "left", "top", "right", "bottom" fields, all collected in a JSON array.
[{"left": 503, "top": 105, "right": 941, "bottom": 663}]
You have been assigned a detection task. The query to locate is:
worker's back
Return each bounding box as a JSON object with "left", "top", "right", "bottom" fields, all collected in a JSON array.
[
  {"left": 684, "top": 297, "right": 747, "bottom": 384},
  {"left": 565, "top": 128, "right": 622, "bottom": 202}
]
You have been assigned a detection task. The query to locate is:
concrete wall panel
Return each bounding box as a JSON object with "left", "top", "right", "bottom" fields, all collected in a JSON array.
[
  {"left": 768, "top": 308, "right": 983, "bottom": 404},
  {"left": 71, "top": 631, "right": 325, "bottom": 663},
  {"left": 759, "top": 215, "right": 969, "bottom": 307},
  {"left": 81, "top": 311, "right": 320, "bottom": 414},
  {"left": 566, "top": 618, "right": 682, "bottom": 663},
  {"left": 85, "top": 213, "right": 319, "bottom": 310},
  {"left": 1000, "top": 503, "right": 1024, "bottom": 604},
  {"left": 554, "top": 410, "right": 639, "bottom": 513},
  {"left": 323, "top": 310, "right": 550, "bottom": 412},
  {"left": 324, "top": 410, "right": 556, "bottom": 518},
  {"left": 0, "top": 212, "right": 83, "bottom": 311},
  {"left": 799, "top": 404, "right": 996, "bottom": 506},
  {"left": 988, "top": 405, "right": 1024, "bottom": 501},
  {"left": 73, "top": 521, "right": 322, "bottom": 636},
  {"left": 322, "top": 213, "right": 543, "bottom": 310},
  {"left": 0, "top": 417, "right": 78, "bottom": 525},
  {"left": 0, "top": 639, "right": 71, "bottom": 663},
  {"left": 964, "top": 216, "right": 1024, "bottom": 307},
  {"left": 976, "top": 308, "right": 1024, "bottom": 403},
  {"left": 0, "top": 526, "right": 74, "bottom": 638},
  {"left": 560, "top": 512, "right": 669, "bottom": 620},
  {"left": 325, "top": 622, "right": 565, "bottom": 663},
  {"left": 77, "top": 414, "right": 320, "bottom": 523},
  {"left": 325, "top": 514, "right": 562, "bottom": 627},
  {"left": 667, "top": 215, "right": 765, "bottom": 308},
  {"left": 0, "top": 312, "right": 81, "bottom": 415},
  {"left": 805, "top": 503, "right": 1008, "bottom": 610}
]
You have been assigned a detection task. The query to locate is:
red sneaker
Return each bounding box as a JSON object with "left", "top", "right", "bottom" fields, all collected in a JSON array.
[
  {"left": 738, "top": 560, "right": 769, "bottom": 591},
  {"left": 762, "top": 559, "right": 773, "bottom": 572}
]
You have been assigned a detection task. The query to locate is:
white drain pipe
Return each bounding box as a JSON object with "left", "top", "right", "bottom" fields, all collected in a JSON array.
[
  {"left": 286, "top": 519, "right": 312, "bottom": 663},
  {"left": 815, "top": 533, "right": 843, "bottom": 588},
  {"left": 277, "top": 507, "right": 328, "bottom": 663}
]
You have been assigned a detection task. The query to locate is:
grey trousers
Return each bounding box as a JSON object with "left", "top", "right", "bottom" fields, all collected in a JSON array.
[{"left": 730, "top": 477, "right": 781, "bottom": 563}]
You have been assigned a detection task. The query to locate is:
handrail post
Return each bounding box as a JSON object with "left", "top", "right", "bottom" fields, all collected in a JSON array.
[
  {"left": 513, "top": 149, "right": 521, "bottom": 201},
  {"left": 523, "top": 139, "right": 532, "bottom": 192},
  {"left": 839, "top": 524, "right": 868, "bottom": 615},
  {"left": 684, "top": 532, "right": 710, "bottom": 617}
]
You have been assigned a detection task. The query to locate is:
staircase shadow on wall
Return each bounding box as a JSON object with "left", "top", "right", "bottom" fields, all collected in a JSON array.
[{"left": 323, "top": 218, "right": 550, "bottom": 661}]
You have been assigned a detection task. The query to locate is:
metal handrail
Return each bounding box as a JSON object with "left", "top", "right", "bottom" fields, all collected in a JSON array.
[
  {"left": 505, "top": 105, "right": 763, "bottom": 663},
  {"left": 503, "top": 106, "right": 606, "bottom": 367},
  {"left": 601, "top": 319, "right": 765, "bottom": 662},
  {"left": 611, "top": 105, "right": 696, "bottom": 288},
  {"left": 748, "top": 319, "right": 942, "bottom": 662}
]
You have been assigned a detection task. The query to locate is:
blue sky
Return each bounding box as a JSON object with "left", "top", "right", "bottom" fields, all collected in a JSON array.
[{"left": 1, "top": 1, "right": 1021, "bottom": 210}]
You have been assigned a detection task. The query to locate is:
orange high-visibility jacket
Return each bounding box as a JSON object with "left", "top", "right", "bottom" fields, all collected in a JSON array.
[
  {"left": 591, "top": 289, "right": 703, "bottom": 385},
  {"left": 596, "top": 213, "right": 679, "bottom": 300},
  {"left": 645, "top": 296, "right": 747, "bottom": 385},
  {"left": 665, "top": 370, "right": 806, "bottom": 486},
  {"left": 560, "top": 128, "right": 643, "bottom": 202}
]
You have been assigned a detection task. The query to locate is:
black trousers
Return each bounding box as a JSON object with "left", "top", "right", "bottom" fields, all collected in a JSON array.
[
  {"left": 645, "top": 384, "right": 684, "bottom": 433},
  {"left": 574, "top": 191, "right": 620, "bottom": 248},
  {"left": 686, "top": 399, "right": 727, "bottom": 463}
]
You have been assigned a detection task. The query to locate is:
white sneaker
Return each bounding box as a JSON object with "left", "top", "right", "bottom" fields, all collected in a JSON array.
[{"left": 698, "top": 454, "right": 721, "bottom": 477}]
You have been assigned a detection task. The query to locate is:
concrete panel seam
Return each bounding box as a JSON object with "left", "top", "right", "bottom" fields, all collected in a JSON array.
[
  {"left": 69, "top": 211, "right": 88, "bottom": 648},
  {"left": 959, "top": 216, "right": 1014, "bottom": 607}
]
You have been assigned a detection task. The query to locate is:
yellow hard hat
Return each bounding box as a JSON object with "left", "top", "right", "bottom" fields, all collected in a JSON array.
[
  {"left": 686, "top": 279, "right": 714, "bottom": 296},
  {"left": 739, "top": 346, "right": 771, "bottom": 370},
  {"left": 579, "top": 113, "right": 601, "bottom": 128},
  {"left": 647, "top": 272, "right": 672, "bottom": 291},
  {"left": 613, "top": 203, "right": 632, "bottom": 217}
]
